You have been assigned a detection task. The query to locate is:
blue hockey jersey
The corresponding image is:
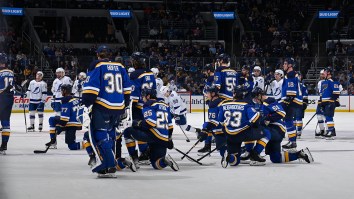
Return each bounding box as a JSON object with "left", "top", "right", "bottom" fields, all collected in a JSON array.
[
  {"left": 218, "top": 100, "right": 260, "bottom": 135},
  {"left": 82, "top": 60, "right": 131, "bottom": 114},
  {"left": 320, "top": 78, "right": 340, "bottom": 103},
  {"left": 261, "top": 97, "right": 286, "bottom": 133},
  {"left": 130, "top": 69, "right": 156, "bottom": 109},
  {"left": 0, "top": 68, "right": 14, "bottom": 95},
  {"left": 280, "top": 71, "right": 302, "bottom": 106},
  {"left": 236, "top": 74, "right": 254, "bottom": 95},
  {"left": 214, "top": 66, "right": 237, "bottom": 99},
  {"left": 204, "top": 97, "right": 224, "bottom": 134},
  {"left": 203, "top": 75, "right": 214, "bottom": 95},
  {"left": 140, "top": 100, "right": 173, "bottom": 142},
  {"left": 301, "top": 83, "right": 309, "bottom": 105},
  {"left": 57, "top": 96, "right": 83, "bottom": 130}
]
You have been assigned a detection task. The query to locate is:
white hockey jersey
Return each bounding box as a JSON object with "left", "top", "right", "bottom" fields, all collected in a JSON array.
[
  {"left": 253, "top": 76, "right": 265, "bottom": 90},
  {"left": 167, "top": 82, "right": 178, "bottom": 92},
  {"left": 270, "top": 79, "right": 283, "bottom": 100},
  {"left": 156, "top": 77, "right": 164, "bottom": 100},
  {"left": 27, "top": 80, "right": 47, "bottom": 104},
  {"left": 51, "top": 76, "right": 72, "bottom": 103},
  {"left": 72, "top": 79, "right": 85, "bottom": 98},
  {"left": 164, "top": 91, "right": 187, "bottom": 115}
]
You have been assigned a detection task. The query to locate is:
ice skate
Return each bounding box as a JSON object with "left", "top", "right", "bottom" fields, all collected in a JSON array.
[
  {"left": 122, "top": 157, "right": 137, "bottom": 172},
  {"left": 325, "top": 130, "right": 335, "bottom": 140},
  {"left": 240, "top": 151, "right": 251, "bottom": 164},
  {"left": 0, "top": 142, "right": 7, "bottom": 155},
  {"left": 164, "top": 154, "right": 179, "bottom": 171},
  {"left": 298, "top": 147, "right": 314, "bottom": 163},
  {"left": 38, "top": 124, "right": 43, "bottom": 132},
  {"left": 97, "top": 168, "right": 117, "bottom": 178},
  {"left": 249, "top": 150, "right": 266, "bottom": 166},
  {"left": 27, "top": 125, "right": 35, "bottom": 132},
  {"left": 315, "top": 130, "right": 325, "bottom": 139},
  {"left": 282, "top": 141, "right": 297, "bottom": 152},
  {"left": 88, "top": 154, "right": 97, "bottom": 168},
  {"left": 221, "top": 151, "right": 229, "bottom": 168},
  {"left": 198, "top": 143, "right": 211, "bottom": 155},
  {"left": 138, "top": 150, "right": 150, "bottom": 165},
  {"left": 45, "top": 138, "right": 57, "bottom": 149}
]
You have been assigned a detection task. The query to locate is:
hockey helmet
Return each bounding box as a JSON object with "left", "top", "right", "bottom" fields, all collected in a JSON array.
[
  {"left": 160, "top": 86, "right": 172, "bottom": 96},
  {"left": 61, "top": 84, "right": 73, "bottom": 94},
  {"left": 205, "top": 85, "right": 219, "bottom": 94},
  {"left": 275, "top": 69, "right": 284, "bottom": 77},
  {"left": 151, "top": 67, "right": 159, "bottom": 76},
  {"left": 141, "top": 88, "right": 157, "bottom": 99},
  {"left": 251, "top": 87, "right": 265, "bottom": 99},
  {"left": 79, "top": 72, "right": 87, "bottom": 80},
  {"left": 36, "top": 71, "right": 44, "bottom": 78},
  {"left": 217, "top": 53, "right": 230, "bottom": 64},
  {"left": 234, "top": 85, "right": 248, "bottom": 100}
]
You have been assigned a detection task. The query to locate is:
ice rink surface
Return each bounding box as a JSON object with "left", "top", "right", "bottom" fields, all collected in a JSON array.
[{"left": 1, "top": 112, "right": 354, "bottom": 199}]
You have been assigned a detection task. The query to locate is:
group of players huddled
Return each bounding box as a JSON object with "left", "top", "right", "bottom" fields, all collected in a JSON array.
[{"left": 0, "top": 47, "right": 341, "bottom": 177}]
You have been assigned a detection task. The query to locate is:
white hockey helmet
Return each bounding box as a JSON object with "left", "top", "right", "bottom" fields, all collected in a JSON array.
[
  {"left": 78, "top": 72, "right": 87, "bottom": 80},
  {"left": 275, "top": 69, "right": 284, "bottom": 77},
  {"left": 36, "top": 71, "right": 44, "bottom": 78},
  {"left": 253, "top": 66, "right": 261, "bottom": 71},
  {"left": 160, "top": 86, "right": 171, "bottom": 96},
  {"left": 151, "top": 67, "right": 159, "bottom": 77},
  {"left": 56, "top": 67, "right": 65, "bottom": 75},
  {"left": 128, "top": 67, "right": 135, "bottom": 73}
]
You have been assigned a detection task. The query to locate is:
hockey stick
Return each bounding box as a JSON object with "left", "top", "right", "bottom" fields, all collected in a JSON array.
[
  {"left": 20, "top": 80, "right": 29, "bottom": 133},
  {"left": 302, "top": 113, "right": 316, "bottom": 131},
  {"left": 174, "top": 147, "right": 202, "bottom": 165},
  {"left": 178, "top": 125, "right": 190, "bottom": 142},
  {"left": 197, "top": 142, "right": 226, "bottom": 162},
  {"left": 33, "top": 145, "right": 50, "bottom": 154},
  {"left": 181, "top": 139, "right": 200, "bottom": 160}
]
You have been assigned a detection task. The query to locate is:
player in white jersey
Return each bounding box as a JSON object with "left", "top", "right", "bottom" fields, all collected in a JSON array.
[
  {"left": 253, "top": 66, "right": 265, "bottom": 90},
  {"left": 167, "top": 79, "right": 178, "bottom": 92},
  {"left": 160, "top": 86, "right": 201, "bottom": 134},
  {"left": 151, "top": 67, "right": 164, "bottom": 100},
  {"left": 316, "top": 69, "right": 326, "bottom": 137},
  {"left": 270, "top": 69, "right": 284, "bottom": 101},
  {"left": 51, "top": 68, "right": 72, "bottom": 116},
  {"left": 26, "top": 71, "right": 47, "bottom": 131},
  {"left": 72, "top": 72, "right": 86, "bottom": 98}
]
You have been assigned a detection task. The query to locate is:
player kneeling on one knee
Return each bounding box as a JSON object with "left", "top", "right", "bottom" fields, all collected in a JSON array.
[
  {"left": 219, "top": 86, "right": 270, "bottom": 168},
  {"left": 123, "top": 88, "right": 179, "bottom": 171},
  {"left": 47, "top": 84, "right": 83, "bottom": 150},
  {"left": 250, "top": 87, "right": 314, "bottom": 164}
]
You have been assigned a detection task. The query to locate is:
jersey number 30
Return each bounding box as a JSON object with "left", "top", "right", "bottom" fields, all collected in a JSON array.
[{"left": 104, "top": 73, "right": 123, "bottom": 93}]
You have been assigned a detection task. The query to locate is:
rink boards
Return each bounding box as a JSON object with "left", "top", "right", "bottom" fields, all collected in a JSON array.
[{"left": 11, "top": 95, "right": 353, "bottom": 113}]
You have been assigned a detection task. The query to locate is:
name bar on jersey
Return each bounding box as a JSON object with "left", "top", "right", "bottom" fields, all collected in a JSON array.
[
  {"left": 1, "top": 7, "right": 23, "bottom": 16},
  {"left": 109, "top": 10, "right": 131, "bottom": 18},
  {"left": 318, "top": 11, "right": 339, "bottom": 18},
  {"left": 213, "top": 12, "right": 235, "bottom": 20}
]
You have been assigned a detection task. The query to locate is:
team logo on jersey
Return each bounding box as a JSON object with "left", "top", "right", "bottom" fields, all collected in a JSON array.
[
  {"left": 214, "top": 76, "right": 218, "bottom": 81},
  {"left": 288, "top": 82, "right": 294, "bottom": 87},
  {"left": 145, "top": 76, "right": 151, "bottom": 81},
  {"left": 32, "top": 87, "right": 41, "bottom": 94},
  {"left": 274, "top": 88, "right": 281, "bottom": 96}
]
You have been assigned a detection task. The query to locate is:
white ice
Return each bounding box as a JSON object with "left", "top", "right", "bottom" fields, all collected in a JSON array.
[{"left": 1, "top": 112, "right": 354, "bottom": 199}]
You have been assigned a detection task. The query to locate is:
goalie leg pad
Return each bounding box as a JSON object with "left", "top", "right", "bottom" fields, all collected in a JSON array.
[{"left": 92, "top": 130, "right": 116, "bottom": 173}]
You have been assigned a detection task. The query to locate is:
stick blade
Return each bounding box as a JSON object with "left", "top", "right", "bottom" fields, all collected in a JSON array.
[{"left": 33, "top": 150, "right": 47, "bottom": 154}]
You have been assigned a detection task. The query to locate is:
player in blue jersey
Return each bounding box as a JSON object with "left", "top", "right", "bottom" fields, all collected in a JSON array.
[
  {"left": 237, "top": 65, "right": 254, "bottom": 99},
  {"left": 219, "top": 85, "right": 270, "bottom": 167},
  {"left": 199, "top": 64, "right": 216, "bottom": 153},
  {"left": 250, "top": 88, "right": 314, "bottom": 164},
  {"left": 295, "top": 72, "right": 308, "bottom": 138},
  {"left": 125, "top": 52, "right": 156, "bottom": 164},
  {"left": 320, "top": 67, "right": 340, "bottom": 140},
  {"left": 199, "top": 85, "right": 226, "bottom": 157},
  {"left": 123, "top": 88, "right": 179, "bottom": 171},
  {"left": 280, "top": 58, "right": 302, "bottom": 150},
  {"left": 82, "top": 45, "right": 132, "bottom": 177},
  {"left": 0, "top": 53, "right": 14, "bottom": 154},
  {"left": 46, "top": 84, "right": 83, "bottom": 150},
  {"left": 316, "top": 70, "right": 326, "bottom": 138},
  {"left": 214, "top": 54, "right": 237, "bottom": 100}
]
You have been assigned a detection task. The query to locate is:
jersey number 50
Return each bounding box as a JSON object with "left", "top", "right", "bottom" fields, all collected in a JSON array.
[{"left": 104, "top": 73, "right": 123, "bottom": 94}]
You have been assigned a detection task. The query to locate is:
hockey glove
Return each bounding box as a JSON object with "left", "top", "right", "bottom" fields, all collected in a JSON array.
[
  {"left": 197, "top": 128, "right": 209, "bottom": 142},
  {"left": 303, "top": 103, "right": 308, "bottom": 111},
  {"left": 132, "top": 120, "right": 142, "bottom": 128},
  {"left": 335, "top": 100, "right": 340, "bottom": 107}
]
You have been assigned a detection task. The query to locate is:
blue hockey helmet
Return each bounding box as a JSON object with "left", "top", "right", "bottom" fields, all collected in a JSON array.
[
  {"left": 234, "top": 85, "right": 248, "bottom": 100},
  {"left": 61, "top": 84, "right": 73, "bottom": 94},
  {"left": 284, "top": 57, "right": 295, "bottom": 65},
  {"left": 217, "top": 53, "right": 230, "bottom": 64},
  {"left": 96, "top": 45, "right": 111, "bottom": 53},
  {"left": 204, "top": 63, "right": 214, "bottom": 72},
  {"left": 131, "top": 52, "right": 147, "bottom": 67},
  {"left": 205, "top": 85, "right": 219, "bottom": 94},
  {"left": 141, "top": 88, "right": 157, "bottom": 99},
  {"left": 251, "top": 87, "right": 265, "bottom": 98},
  {"left": 0, "top": 53, "right": 8, "bottom": 64},
  {"left": 324, "top": 66, "right": 333, "bottom": 74}
]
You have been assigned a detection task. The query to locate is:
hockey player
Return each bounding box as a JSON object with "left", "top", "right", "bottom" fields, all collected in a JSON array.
[
  {"left": 127, "top": 52, "right": 156, "bottom": 163},
  {"left": 72, "top": 72, "right": 86, "bottom": 98},
  {"left": 0, "top": 53, "right": 14, "bottom": 154},
  {"left": 26, "top": 71, "right": 47, "bottom": 132},
  {"left": 316, "top": 69, "right": 326, "bottom": 138},
  {"left": 237, "top": 65, "right": 254, "bottom": 98},
  {"left": 219, "top": 85, "right": 271, "bottom": 167},
  {"left": 253, "top": 66, "right": 265, "bottom": 90},
  {"left": 46, "top": 84, "right": 83, "bottom": 150},
  {"left": 167, "top": 79, "right": 178, "bottom": 92},
  {"left": 250, "top": 87, "right": 314, "bottom": 164},
  {"left": 214, "top": 53, "right": 237, "bottom": 100},
  {"left": 51, "top": 67, "right": 72, "bottom": 116},
  {"left": 270, "top": 69, "right": 284, "bottom": 101},
  {"left": 128, "top": 67, "right": 135, "bottom": 77},
  {"left": 199, "top": 86, "right": 226, "bottom": 156},
  {"left": 295, "top": 72, "right": 308, "bottom": 138},
  {"left": 123, "top": 88, "right": 179, "bottom": 171},
  {"left": 280, "top": 58, "right": 302, "bottom": 150},
  {"left": 82, "top": 45, "right": 132, "bottom": 177},
  {"left": 160, "top": 86, "right": 201, "bottom": 135},
  {"left": 319, "top": 67, "right": 340, "bottom": 140},
  {"left": 151, "top": 67, "right": 164, "bottom": 101}
]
